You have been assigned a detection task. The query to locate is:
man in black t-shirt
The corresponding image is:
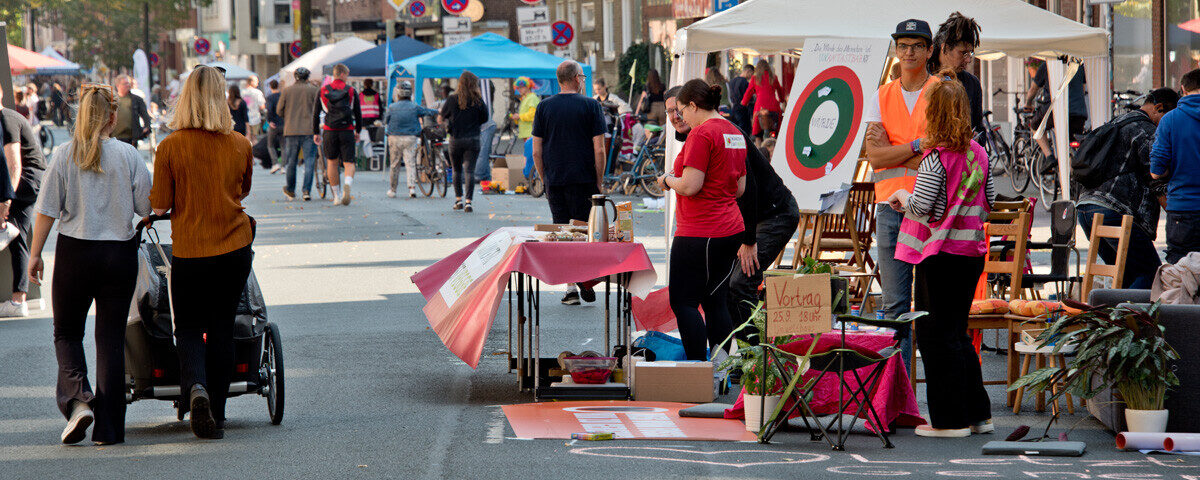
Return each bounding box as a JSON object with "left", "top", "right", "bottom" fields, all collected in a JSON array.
[
  {"left": 532, "top": 60, "right": 607, "bottom": 305},
  {"left": 0, "top": 92, "right": 46, "bottom": 318}
]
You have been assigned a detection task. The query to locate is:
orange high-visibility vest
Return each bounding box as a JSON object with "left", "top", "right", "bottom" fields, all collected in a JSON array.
[{"left": 873, "top": 75, "right": 939, "bottom": 201}]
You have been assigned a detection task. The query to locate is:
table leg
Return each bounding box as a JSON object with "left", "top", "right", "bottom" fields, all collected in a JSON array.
[
  {"left": 624, "top": 273, "right": 633, "bottom": 399},
  {"left": 1007, "top": 326, "right": 1018, "bottom": 407},
  {"left": 534, "top": 279, "right": 542, "bottom": 398},
  {"left": 605, "top": 277, "right": 611, "bottom": 355},
  {"left": 517, "top": 273, "right": 526, "bottom": 391},
  {"left": 1035, "top": 354, "right": 1046, "bottom": 412},
  {"left": 507, "top": 276, "right": 513, "bottom": 373}
]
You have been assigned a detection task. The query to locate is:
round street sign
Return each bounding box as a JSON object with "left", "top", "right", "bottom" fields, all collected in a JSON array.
[
  {"left": 782, "top": 65, "right": 864, "bottom": 181},
  {"left": 290, "top": 40, "right": 303, "bottom": 58},
  {"left": 194, "top": 37, "right": 211, "bottom": 55},
  {"left": 149, "top": 52, "right": 160, "bottom": 67},
  {"left": 441, "top": 0, "right": 468, "bottom": 14},
  {"left": 520, "top": 0, "right": 542, "bottom": 4},
  {"left": 409, "top": 0, "right": 427, "bottom": 17},
  {"left": 550, "top": 21, "right": 574, "bottom": 47}
]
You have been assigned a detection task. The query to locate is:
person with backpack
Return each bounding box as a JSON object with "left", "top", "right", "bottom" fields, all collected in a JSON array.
[
  {"left": 316, "top": 63, "right": 363, "bottom": 206},
  {"left": 1151, "top": 69, "right": 1200, "bottom": 263},
  {"left": 1075, "top": 88, "right": 1178, "bottom": 288}
]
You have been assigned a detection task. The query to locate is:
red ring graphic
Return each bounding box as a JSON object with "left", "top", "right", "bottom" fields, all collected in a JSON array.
[{"left": 782, "top": 65, "right": 864, "bottom": 181}]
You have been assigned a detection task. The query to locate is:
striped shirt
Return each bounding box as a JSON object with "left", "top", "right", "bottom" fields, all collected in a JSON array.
[{"left": 906, "top": 149, "right": 996, "bottom": 219}]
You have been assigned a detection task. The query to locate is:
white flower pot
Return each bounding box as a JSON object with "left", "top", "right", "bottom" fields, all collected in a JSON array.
[
  {"left": 1125, "top": 409, "right": 1169, "bottom": 433},
  {"left": 744, "top": 394, "right": 783, "bottom": 432}
]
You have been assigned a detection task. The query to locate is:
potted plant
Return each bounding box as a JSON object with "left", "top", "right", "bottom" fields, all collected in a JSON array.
[{"left": 1011, "top": 301, "right": 1179, "bottom": 432}]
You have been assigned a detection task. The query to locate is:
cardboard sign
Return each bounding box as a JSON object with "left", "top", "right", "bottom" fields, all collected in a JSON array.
[{"left": 764, "top": 274, "right": 831, "bottom": 336}]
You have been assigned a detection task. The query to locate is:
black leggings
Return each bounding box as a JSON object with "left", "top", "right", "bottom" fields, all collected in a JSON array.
[
  {"left": 53, "top": 234, "right": 137, "bottom": 444},
  {"left": 173, "top": 245, "right": 253, "bottom": 423},
  {"left": 451, "top": 138, "right": 480, "bottom": 201},
  {"left": 669, "top": 234, "right": 741, "bottom": 361}
]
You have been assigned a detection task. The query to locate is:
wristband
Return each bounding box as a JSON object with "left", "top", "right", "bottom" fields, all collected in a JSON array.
[{"left": 910, "top": 139, "right": 922, "bottom": 154}]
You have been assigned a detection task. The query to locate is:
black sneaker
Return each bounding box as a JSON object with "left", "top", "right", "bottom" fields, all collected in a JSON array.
[
  {"left": 303, "top": 193, "right": 311, "bottom": 201},
  {"left": 464, "top": 202, "right": 473, "bottom": 213},
  {"left": 283, "top": 188, "right": 295, "bottom": 200},
  {"left": 188, "top": 385, "right": 219, "bottom": 439},
  {"left": 561, "top": 291, "right": 581, "bottom": 305},
  {"left": 453, "top": 200, "right": 464, "bottom": 211},
  {"left": 579, "top": 284, "right": 596, "bottom": 303}
]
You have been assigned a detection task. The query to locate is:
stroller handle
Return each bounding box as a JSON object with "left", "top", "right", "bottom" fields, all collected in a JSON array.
[{"left": 136, "top": 213, "right": 171, "bottom": 234}]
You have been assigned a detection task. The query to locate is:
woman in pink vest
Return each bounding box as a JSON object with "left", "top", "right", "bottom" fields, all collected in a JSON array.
[{"left": 887, "top": 70, "right": 995, "bottom": 438}]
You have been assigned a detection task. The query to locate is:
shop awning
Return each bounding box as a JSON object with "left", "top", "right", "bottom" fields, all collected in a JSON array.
[
  {"left": 278, "top": 37, "right": 375, "bottom": 85},
  {"left": 37, "top": 47, "right": 81, "bottom": 75},
  {"left": 7, "top": 44, "right": 68, "bottom": 75},
  {"left": 323, "top": 36, "right": 435, "bottom": 77}
]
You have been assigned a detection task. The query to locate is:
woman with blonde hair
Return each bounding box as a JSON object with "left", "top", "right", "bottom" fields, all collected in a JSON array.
[
  {"left": 29, "top": 83, "right": 151, "bottom": 445},
  {"left": 887, "top": 69, "right": 995, "bottom": 438},
  {"left": 150, "top": 65, "right": 254, "bottom": 440}
]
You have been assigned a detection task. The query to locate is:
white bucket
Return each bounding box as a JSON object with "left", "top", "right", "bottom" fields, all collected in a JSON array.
[{"left": 744, "top": 394, "right": 783, "bottom": 432}]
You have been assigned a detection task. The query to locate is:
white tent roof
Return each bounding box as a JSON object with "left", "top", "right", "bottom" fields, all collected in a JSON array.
[
  {"left": 278, "top": 37, "right": 374, "bottom": 84},
  {"left": 681, "top": 0, "right": 1108, "bottom": 58}
]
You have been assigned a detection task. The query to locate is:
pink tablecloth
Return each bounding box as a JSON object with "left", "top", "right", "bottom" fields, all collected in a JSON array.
[
  {"left": 410, "top": 229, "right": 656, "bottom": 368},
  {"left": 724, "top": 332, "right": 926, "bottom": 432}
]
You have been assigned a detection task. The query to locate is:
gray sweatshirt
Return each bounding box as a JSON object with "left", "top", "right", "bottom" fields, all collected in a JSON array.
[{"left": 35, "top": 138, "right": 152, "bottom": 241}]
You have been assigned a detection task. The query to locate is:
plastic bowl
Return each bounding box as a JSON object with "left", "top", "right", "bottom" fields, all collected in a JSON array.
[{"left": 561, "top": 356, "right": 617, "bottom": 384}]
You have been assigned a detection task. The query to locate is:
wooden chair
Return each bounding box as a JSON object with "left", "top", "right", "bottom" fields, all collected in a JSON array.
[
  {"left": 1081, "top": 213, "right": 1133, "bottom": 301},
  {"left": 809, "top": 183, "right": 877, "bottom": 302}
]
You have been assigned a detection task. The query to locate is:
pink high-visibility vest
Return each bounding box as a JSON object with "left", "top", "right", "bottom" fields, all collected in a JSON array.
[{"left": 895, "top": 141, "right": 990, "bottom": 265}]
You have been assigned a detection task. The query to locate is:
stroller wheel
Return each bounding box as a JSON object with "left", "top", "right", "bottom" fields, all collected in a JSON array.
[{"left": 262, "top": 322, "right": 285, "bottom": 425}]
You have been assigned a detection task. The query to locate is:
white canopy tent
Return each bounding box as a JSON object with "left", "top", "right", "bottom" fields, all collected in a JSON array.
[
  {"left": 278, "top": 37, "right": 374, "bottom": 86},
  {"left": 669, "top": 0, "right": 1111, "bottom": 229}
]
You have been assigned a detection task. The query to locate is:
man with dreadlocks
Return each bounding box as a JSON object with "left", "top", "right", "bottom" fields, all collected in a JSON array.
[{"left": 928, "top": 12, "right": 984, "bottom": 133}]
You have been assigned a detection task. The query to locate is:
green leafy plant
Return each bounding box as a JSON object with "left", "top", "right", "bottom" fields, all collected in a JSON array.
[{"left": 1010, "top": 302, "right": 1180, "bottom": 410}]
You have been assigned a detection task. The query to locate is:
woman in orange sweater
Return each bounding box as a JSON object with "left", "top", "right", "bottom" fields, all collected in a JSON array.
[{"left": 150, "top": 65, "right": 255, "bottom": 440}]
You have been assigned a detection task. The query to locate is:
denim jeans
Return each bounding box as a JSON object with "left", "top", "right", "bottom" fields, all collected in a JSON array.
[
  {"left": 875, "top": 205, "right": 913, "bottom": 369},
  {"left": 474, "top": 120, "right": 496, "bottom": 181},
  {"left": 1077, "top": 203, "right": 1163, "bottom": 289},
  {"left": 1165, "top": 211, "right": 1200, "bottom": 265},
  {"left": 282, "top": 135, "right": 318, "bottom": 194}
]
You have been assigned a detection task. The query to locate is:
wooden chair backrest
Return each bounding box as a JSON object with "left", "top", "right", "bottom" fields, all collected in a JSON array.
[
  {"left": 1082, "top": 213, "right": 1133, "bottom": 299},
  {"left": 988, "top": 199, "right": 1032, "bottom": 224},
  {"left": 818, "top": 183, "right": 875, "bottom": 243},
  {"left": 983, "top": 211, "right": 1030, "bottom": 300}
]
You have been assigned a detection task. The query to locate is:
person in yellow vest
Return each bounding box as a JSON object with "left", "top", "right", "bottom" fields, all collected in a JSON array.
[
  {"left": 863, "top": 19, "right": 939, "bottom": 373},
  {"left": 510, "top": 77, "right": 539, "bottom": 142}
]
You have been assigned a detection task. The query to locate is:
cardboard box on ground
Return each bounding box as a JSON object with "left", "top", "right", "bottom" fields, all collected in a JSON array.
[
  {"left": 491, "top": 154, "right": 527, "bottom": 189},
  {"left": 634, "top": 361, "right": 714, "bottom": 403}
]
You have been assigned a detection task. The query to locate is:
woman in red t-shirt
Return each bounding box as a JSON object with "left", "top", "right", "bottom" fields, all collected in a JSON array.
[{"left": 656, "top": 79, "right": 748, "bottom": 361}]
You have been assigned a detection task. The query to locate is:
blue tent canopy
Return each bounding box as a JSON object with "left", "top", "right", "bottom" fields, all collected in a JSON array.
[
  {"left": 323, "top": 36, "right": 434, "bottom": 77},
  {"left": 37, "top": 47, "right": 80, "bottom": 75},
  {"left": 393, "top": 32, "right": 591, "bottom": 103}
]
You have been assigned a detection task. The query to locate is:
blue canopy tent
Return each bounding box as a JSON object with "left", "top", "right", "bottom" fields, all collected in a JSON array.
[
  {"left": 37, "top": 47, "right": 80, "bottom": 75},
  {"left": 323, "top": 36, "right": 434, "bottom": 77},
  {"left": 393, "top": 32, "right": 591, "bottom": 104}
]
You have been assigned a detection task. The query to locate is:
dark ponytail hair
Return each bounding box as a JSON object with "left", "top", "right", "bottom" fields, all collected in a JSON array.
[{"left": 676, "top": 79, "right": 722, "bottom": 112}]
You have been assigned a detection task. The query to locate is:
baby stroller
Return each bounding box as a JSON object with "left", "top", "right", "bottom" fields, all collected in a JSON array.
[{"left": 124, "top": 215, "right": 284, "bottom": 424}]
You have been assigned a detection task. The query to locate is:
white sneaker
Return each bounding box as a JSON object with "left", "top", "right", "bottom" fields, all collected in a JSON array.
[
  {"left": 0, "top": 300, "right": 28, "bottom": 317},
  {"left": 0, "top": 222, "right": 18, "bottom": 250},
  {"left": 386, "top": 189, "right": 396, "bottom": 198},
  {"left": 971, "top": 419, "right": 995, "bottom": 434},
  {"left": 61, "top": 401, "right": 93, "bottom": 444},
  {"left": 341, "top": 184, "right": 352, "bottom": 205},
  {"left": 269, "top": 164, "right": 282, "bottom": 174},
  {"left": 915, "top": 425, "right": 971, "bottom": 438}
]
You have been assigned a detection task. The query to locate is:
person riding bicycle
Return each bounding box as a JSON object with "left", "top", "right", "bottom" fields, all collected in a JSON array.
[
  {"left": 1024, "top": 57, "right": 1088, "bottom": 173},
  {"left": 315, "top": 63, "right": 363, "bottom": 206},
  {"left": 384, "top": 81, "right": 438, "bottom": 198}
]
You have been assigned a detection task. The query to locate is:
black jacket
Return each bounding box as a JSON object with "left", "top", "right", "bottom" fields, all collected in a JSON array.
[
  {"left": 1078, "top": 109, "right": 1164, "bottom": 238},
  {"left": 734, "top": 129, "right": 796, "bottom": 246},
  {"left": 120, "top": 94, "right": 152, "bottom": 141}
]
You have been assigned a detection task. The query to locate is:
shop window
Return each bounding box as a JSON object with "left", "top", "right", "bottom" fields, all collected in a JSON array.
[
  {"left": 582, "top": 2, "right": 596, "bottom": 31},
  {"left": 1113, "top": 0, "right": 1154, "bottom": 93},
  {"left": 603, "top": 0, "right": 614, "bottom": 58},
  {"left": 1165, "top": 0, "right": 1200, "bottom": 88}
]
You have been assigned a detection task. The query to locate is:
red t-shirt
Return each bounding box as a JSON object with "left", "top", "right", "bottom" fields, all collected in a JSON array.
[{"left": 673, "top": 118, "right": 747, "bottom": 238}]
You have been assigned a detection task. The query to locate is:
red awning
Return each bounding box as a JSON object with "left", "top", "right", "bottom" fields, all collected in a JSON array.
[{"left": 7, "top": 44, "right": 67, "bottom": 74}]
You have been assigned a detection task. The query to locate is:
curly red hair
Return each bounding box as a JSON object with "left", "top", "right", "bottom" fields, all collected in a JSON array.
[{"left": 921, "top": 68, "right": 973, "bottom": 153}]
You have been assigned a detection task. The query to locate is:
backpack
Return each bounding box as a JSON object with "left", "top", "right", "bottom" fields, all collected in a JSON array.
[
  {"left": 322, "top": 84, "right": 355, "bottom": 129},
  {"left": 1071, "top": 114, "right": 1152, "bottom": 190}
]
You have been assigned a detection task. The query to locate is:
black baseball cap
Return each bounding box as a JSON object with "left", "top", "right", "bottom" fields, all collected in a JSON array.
[{"left": 892, "top": 19, "right": 933, "bottom": 44}]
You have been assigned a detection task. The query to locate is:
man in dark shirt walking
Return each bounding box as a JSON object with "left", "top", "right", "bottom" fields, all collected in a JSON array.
[
  {"left": 727, "top": 64, "right": 753, "bottom": 135},
  {"left": 0, "top": 87, "right": 46, "bottom": 317},
  {"left": 532, "top": 60, "right": 606, "bottom": 305},
  {"left": 112, "top": 75, "right": 152, "bottom": 147},
  {"left": 264, "top": 79, "right": 285, "bottom": 173}
]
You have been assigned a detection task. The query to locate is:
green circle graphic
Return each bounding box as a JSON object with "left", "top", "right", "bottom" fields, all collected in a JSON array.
[{"left": 790, "top": 78, "right": 856, "bottom": 170}]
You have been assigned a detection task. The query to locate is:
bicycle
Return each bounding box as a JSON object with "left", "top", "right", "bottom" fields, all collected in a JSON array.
[
  {"left": 416, "top": 116, "right": 450, "bottom": 198},
  {"left": 601, "top": 113, "right": 667, "bottom": 198},
  {"left": 975, "top": 101, "right": 1012, "bottom": 185}
]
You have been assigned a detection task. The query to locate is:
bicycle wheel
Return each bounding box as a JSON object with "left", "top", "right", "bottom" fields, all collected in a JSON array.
[
  {"left": 989, "top": 131, "right": 1012, "bottom": 178},
  {"left": 1037, "top": 156, "right": 1060, "bottom": 211},
  {"left": 528, "top": 175, "right": 545, "bottom": 198},
  {"left": 1009, "top": 136, "right": 1032, "bottom": 194},
  {"left": 435, "top": 146, "right": 450, "bottom": 198},
  {"left": 417, "top": 146, "right": 435, "bottom": 197},
  {"left": 638, "top": 150, "right": 666, "bottom": 198}
]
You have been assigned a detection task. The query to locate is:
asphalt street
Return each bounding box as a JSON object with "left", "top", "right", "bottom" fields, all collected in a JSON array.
[{"left": 1, "top": 132, "right": 1195, "bottom": 478}]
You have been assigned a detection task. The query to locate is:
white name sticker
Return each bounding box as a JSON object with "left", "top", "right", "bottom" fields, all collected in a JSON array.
[{"left": 723, "top": 134, "right": 747, "bottom": 149}]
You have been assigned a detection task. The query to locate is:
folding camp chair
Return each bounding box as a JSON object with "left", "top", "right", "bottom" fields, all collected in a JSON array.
[{"left": 757, "top": 311, "right": 928, "bottom": 450}]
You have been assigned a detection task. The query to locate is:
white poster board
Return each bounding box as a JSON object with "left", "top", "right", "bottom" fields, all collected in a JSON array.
[{"left": 771, "top": 37, "right": 889, "bottom": 210}]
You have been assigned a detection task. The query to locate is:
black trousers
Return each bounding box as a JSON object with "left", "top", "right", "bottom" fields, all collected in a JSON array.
[
  {"left": 669, "top": 234, "right": 742, "bottom": 361},
  {"left": 1165, "top": 211, "right": 1200, "bottom": 264},
  {"left": 914, "top": 252, "right": 991, "bottom": 429},
  {"left": 727, "top": 202, "right": 801, "bottom": 336},
  {"left": 546, "top": 182, "right": 600, "bottom": 223},
  {"left": 173, "top": 245, "right": 253, "bottom": 422},
  {"left": 9, "top": 199, "right": 33, "bottom": 294},
  {"left": 450, "top": 138, "right": 480, "bottom": 201},
  {"left": 53, "top": 234, "right": 137, "bottom": 443},
  {"left": 264, "top": 125, "right": 283, "bottom": 169}
]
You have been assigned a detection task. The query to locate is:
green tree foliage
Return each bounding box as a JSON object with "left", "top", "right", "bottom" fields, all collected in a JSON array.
[{"left": 617, "top": 42, "right": 670, "bottom": 103}]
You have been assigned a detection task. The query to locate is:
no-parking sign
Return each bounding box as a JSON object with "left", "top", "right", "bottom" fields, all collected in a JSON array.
[
  {"left": 409, "top": 0, "right": 427, "bottom": 17},
  {"left": 771, "top": 37, "right": 889, "bottom": 210},
  {"left": 289, "top": 40, "right": 303, "bottom": 58},
  {"left": 194, "top": 37, "right": 211, "bottom": 55},
  {"left": 442, "top": 0, "right": 468, "bottom": 14},
  {"left": 550, "top": 21, "right": 574, "bottom": 47},
  {"left": 149, "top": 52, "right": 160, "bottom": 67}
]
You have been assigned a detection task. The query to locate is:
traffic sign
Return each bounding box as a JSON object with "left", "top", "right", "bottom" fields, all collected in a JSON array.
[
  {"left": 520, "top": 0, "right": 542, "bottom": 4},
  {"left": 519, "top": 25, "right": 552, "bottom": 45},
  {"left": 408, "top": 0, "right": 427, "bottom": 17},
  {"left": 443, "top": 16, "right": 472, "bottom": 33},
  {"left": 516, "top": 5, "right": 550, "bottom": 25},
  {"left": 149, "top": 52, "right": 160, "bottom": 67},
  {"left": 290, "top": 40, "right": 303, "bottom": 58},
  {"left": 442, "top": 0, "right": 468, "bottom": 14},
  {"left": 550, "top": 21, "right": 574, "bottom": 47},
  {"left": 194, "top": 37, "right": 211, "bottom": 55}
]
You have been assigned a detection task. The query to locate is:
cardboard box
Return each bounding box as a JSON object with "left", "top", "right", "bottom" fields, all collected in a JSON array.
[
  {"left": 634, "top": 361, "right": 714, "bottom": 403},
  {"left": 491, "top": 154, "right": 527, "bottom": 188}
]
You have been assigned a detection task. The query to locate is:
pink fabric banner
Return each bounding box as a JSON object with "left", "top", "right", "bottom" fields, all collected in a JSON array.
[{"left": 411, "top": 230, "right": 657, "bottom": 368}]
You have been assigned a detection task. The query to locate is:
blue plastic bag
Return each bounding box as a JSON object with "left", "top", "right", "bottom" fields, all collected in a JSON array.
[{"left": 632, "top": 331, "right": 688, "bottom": 361}]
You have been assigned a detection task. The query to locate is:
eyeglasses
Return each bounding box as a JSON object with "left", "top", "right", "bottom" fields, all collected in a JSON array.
[{"left": 896, "top": 42, "right": 928, "bottom": 53}]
